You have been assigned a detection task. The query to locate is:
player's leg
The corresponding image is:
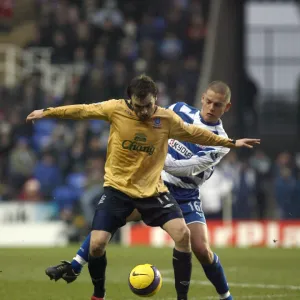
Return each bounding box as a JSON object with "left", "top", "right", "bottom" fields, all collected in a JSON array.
[
  {"left": 163, "top": 218, "right": 192, "bottom": 300},
  {"left": 45, "top": 209, "right": 141, "bottom": 283},
  {"left": 88, "top": 187, "right": 134, "bottom": 300},
  {"left": 189, "top": 222, "right": 232, "bottom": 300},
  {"left": 135, "top": 193, "right": 192, "bottom": 300},
  {"left": 45, "top": 233, "right": 90, "bottom": 282},
  {"left": 184, "top": 203, "right": 232, "bottom": 300},
  {"left": 72, "top": 210, "right": 141, "bottom": 275},
  {"left": 72, "top": 233, "right": 91, "bottom": 274},
  {"left": 89, "top": 229, "right": 111, "bottom": 299},
  {"left": 73, "top": 209, "right": 141, "bottom": 273}
]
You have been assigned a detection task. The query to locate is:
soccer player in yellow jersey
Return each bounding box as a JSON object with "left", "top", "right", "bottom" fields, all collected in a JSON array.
[{"left": 27, "top": 75, "right": 260, "bottom": 300}]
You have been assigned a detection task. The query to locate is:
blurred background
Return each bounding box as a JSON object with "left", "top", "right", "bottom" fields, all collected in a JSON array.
[{"left": 0, "top": 0, "right": 300, "bottom": 248}]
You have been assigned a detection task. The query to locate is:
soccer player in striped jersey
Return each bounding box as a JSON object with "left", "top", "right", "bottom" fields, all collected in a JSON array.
[
  {"left": 43, "top": 80, "right": 252, "bottom": 300},
  {"left": 162, "top": 82, "right": 233, "bottom": 300}
]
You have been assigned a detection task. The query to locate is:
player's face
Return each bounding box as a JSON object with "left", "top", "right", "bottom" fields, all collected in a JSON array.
[
  {"left": 131, "top": 94, "right": 156, "bottom": 121},
  {"left": 201, "top": 89, "right": 231, "bottom": 123}
]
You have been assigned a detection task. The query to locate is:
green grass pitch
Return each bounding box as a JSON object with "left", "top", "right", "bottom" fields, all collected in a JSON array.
[{"left": 0, "top": 245, "right": 299, "bottom": 299}]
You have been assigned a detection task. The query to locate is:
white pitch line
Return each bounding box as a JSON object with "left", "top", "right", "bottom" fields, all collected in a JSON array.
[
  {"left": 111, "top": 296, "right": 293, "bottom": 300},
  {"left": 204, "top": 295, "right": 292, "bottom": 299},
  {"left": 163, "top": 277, "right": 300, "bottom": 291}
]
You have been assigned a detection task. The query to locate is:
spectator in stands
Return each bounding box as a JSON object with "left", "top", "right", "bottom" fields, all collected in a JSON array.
[
  {"left": 73, "top": 46, "right": 89, "bottom": 71},
  {"left": 109, "top": 61, "right": 128, "bottom": 98},
  {"left": 79, "top": 157, "right": 105, "bottom": 225},
  {"left": 86, "top": 135, "right": 103, "bottom": 159},
  {"left": 75, "top": 21, "right": 94, "bottom": 58},
  {"left": 293, "top": 167, "right": 300, "bottom": 219},
  {"left": 66, "top": 140, "right": 86, "bottom": 174},
  {"left": 221, "top": 152, "right": 256, "bottom": 219},
  {"left": 249, "top": 150, "right": 272, "bottom": 219},
  {"left": 18, "top": 178, "right": 42, "bottom": 202},
  {"left": 90, "top": 0, "right": 124, "bottom": 29},
  {"left": 48, "top": 123, "right": 74, "bottom": 174},
  {"left": 138, "top": 14, "right": 160, "bottom": 41},
  {"left": 9, "top": 137, "right": 37, "bottom": 192},
  {"left": 118, "top": 37, "right": 138, "bottom": 70},
  {"left": 180, "top": 56, "right": 200, "bottom": 104},
  {"left": 297, "top": 73, "right": 300, "bottom": 138},
  {"left": 78, "top": 69, "right": 110, "bottom": 104},
  {"left": 160, "top": 32, "right": 183, "bottom": 60},
  {"left": 0, "top": 116, "right": 13, "bottom": 198},
  {"left": 92, "top": 44, "right": 109, "bottom": 70},
  {"left": 165, "top": 2, "right": 187, "bottom": 39},
  {"left": 185, "top": 13, "right": 206, "bottom": 56},
  {"left": 275, "top": 167, "right": 297, "bottom": 219},
  {"left": 34, "top": 152, "right": 62, "bottom": 199},
  {"left": 201, "top": 168, "right": 233, "bottom": 220},
  {"left": 51, "top": 31, "right": 72, "bottom": 64},
  {"left": 233, "top": 161, "right": 256, "bottom": 219},
  {"left": 156, "top": 82, "right": 171, "bottom": 107},
  {"left": 273, "top": 152, "right": 295, "bottom": 178}
]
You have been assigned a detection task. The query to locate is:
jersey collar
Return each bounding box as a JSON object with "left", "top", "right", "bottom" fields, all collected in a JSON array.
[{"left": 199, "top": 112, "right": 221, "bottom": 126}]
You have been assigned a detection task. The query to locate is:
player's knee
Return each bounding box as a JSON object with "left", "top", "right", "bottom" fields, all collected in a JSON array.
[
  {"left": 192, "top": 243, "right": 213, "bottom": 264},
  {"left": 90, "top": 233, "right": 109, "bottom": 256},
  {"left": 173, "top": 225, "right": 191, "bottom": 247}
]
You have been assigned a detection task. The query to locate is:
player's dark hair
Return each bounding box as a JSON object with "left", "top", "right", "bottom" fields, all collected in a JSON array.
[
  {"left": 127, "top": 74, "right": 158, "bottom": 100},
  {"left": 207, "top": 81, "right": 231, "bottom": 102}
]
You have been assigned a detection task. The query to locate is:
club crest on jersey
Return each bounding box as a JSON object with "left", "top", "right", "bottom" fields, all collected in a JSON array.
[{"left": 153, "top": 117, "right": 161, "bottom": 128}]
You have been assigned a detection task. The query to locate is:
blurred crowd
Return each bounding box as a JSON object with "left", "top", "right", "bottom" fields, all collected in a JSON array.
[
  {"left": 202, "top": 150, "right": 300, "bottom": 220},
  {"left": 0, "top": 0, "right": 209, "bottom": 228},
  {"left": 0, "top": 0, "right": 299, "bottom": 230}
]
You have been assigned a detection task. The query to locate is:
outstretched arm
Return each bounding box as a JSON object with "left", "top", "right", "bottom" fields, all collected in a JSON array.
[
  {"left": 26, "top": 100, "right": 118, "bottom": 123},
  {"left": 169, "top": 111, "right": 260, "bottom": 149},
  {"left": 164, "top": 147, "right": 229, "bottom": 177}
]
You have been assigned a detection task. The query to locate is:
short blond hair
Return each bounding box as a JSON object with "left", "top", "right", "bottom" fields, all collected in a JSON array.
[{"left": 207, "top": 81, "right": 231, "bottom": 102}]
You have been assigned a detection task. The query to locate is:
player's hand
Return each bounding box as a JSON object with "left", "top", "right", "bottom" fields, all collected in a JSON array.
[
  {"left": 26, "top": 109, "right": 44, "bottom": 123},
  {"left": 235, "top": 138, "right": 260, "bottom": 149}
]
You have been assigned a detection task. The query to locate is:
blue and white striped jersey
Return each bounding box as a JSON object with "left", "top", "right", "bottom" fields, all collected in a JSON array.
[{"left": 161, "top": 102, "right": 230, "bottom": 203}]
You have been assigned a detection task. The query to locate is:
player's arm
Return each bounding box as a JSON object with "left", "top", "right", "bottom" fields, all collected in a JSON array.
[
  {"left": 163, "top": 147, "right": 229, "bottom": 177},
  {"left": 168, "top": 111, "right": 260, "bottom": 149},
  {"left": 26, "top": 100, "right": 118, "bottom": 122}
]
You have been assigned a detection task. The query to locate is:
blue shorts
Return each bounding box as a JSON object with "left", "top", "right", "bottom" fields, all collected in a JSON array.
[{"left": 179, "top": 200, "right": 206, "bottom": 225}]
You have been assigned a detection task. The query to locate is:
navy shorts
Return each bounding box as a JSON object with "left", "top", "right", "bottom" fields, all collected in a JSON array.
[{"left": 92, "top": 187, "right": 183, "bottom": 233}]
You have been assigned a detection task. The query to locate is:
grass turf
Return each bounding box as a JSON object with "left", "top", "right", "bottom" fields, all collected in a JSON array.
[{"left": 0, "top": 245, "right": 299, "bottom": 299}]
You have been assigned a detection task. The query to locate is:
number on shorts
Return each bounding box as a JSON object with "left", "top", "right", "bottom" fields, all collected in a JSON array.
[{"left": 188, "top": 201, "right": 201, "bottom": 212}]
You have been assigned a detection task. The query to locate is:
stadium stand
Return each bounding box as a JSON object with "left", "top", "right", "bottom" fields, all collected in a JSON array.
[{"left": 0, "top": 0, "right": 300, "bottom": 233}]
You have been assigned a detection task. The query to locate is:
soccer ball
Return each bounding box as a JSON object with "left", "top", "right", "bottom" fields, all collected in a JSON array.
[{"left": 128, "top": 264, "right": 162, "bottom": 297}]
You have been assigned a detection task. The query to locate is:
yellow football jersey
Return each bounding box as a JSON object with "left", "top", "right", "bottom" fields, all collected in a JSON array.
[{"left": 43, "top": 99, "right": 236, "bottom": 198}]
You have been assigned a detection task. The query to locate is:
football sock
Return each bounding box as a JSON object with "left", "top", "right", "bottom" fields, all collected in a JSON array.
[
  {"left": 71, "top": 233, "right": 91, "bottom": 274},
  {"left": 173, "top": 248, "right": 192, "bottom": 300},
  {"left": 88, "top": 252, "right": 107, "bottom": 298},
  {"left": 201, "top": 253, "right": 231, "bottom": 299}
]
